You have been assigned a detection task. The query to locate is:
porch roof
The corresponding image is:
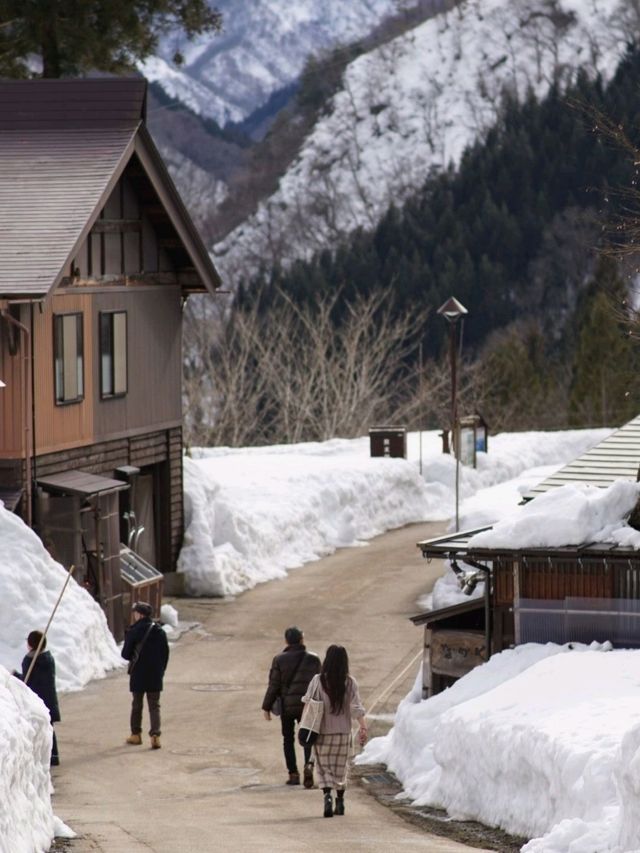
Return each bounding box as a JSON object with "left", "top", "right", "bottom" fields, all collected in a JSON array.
[{"left": 37, "top": 470, "right": 129, "bottom": 498}]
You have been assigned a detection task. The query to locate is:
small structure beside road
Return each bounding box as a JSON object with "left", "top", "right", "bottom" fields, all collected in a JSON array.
[{"left": 413, "top": 415, "right": 640, "bottom": 697}]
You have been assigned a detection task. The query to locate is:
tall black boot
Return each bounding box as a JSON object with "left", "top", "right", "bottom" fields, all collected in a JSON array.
[
  {"left": 323, "top": 788, "right": 333, "bottom": 818},
  {"left": 335, "top": 790, "right": 344, "bottom": 816}
]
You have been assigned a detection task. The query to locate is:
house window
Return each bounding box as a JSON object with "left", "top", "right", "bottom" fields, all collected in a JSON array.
[
  {"left": 100, "top": 311, "right": 127, "bottom": 398},
  {"left": 54, "top": 313, "right": 84, "bottom": 404}
]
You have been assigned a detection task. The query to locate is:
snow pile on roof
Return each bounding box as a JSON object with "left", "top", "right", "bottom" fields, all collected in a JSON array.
[
  {"left": 0, "top": 666, "right": 64, "bottom": 851},
  {"left": 359, "top": 643, "right": 640, "bottom": 852},
  {"left": 468, "top": 480, "right": 640, "bottom": 550},
  {"left": 0, "top": 505, "right": 122, "bottom": 691},
  {"left": 178, "top": 427, "right": 610, "bottom": 597}
]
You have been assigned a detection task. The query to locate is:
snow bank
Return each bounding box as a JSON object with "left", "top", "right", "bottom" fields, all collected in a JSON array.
[
  {"left": 359, "top": 644, "right": 640, "bottom": 852},
  {"left": 0, "top": 505, "right": 122, "bottom": 691},
  {"left": 178, "top": 448, "right": 430, "bottom": 596},
  {"left": 0, "top": 666, "right": 56, "bottom": 853},
  {"left": 178, "top": 428, "right": 609, "bottom": 597}
]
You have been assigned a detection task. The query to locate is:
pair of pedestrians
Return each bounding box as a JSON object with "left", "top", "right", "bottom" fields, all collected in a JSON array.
[{"left": 262, "top": 626, "right": 368, "bottom": 817}]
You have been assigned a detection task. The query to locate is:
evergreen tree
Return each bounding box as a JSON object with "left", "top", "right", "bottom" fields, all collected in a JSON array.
[
  {"left": 0, "top": 0, "right": 221, "bottom": 78},
  {"left": 568, "top": 258, "right": 640, "bottom": 426}
]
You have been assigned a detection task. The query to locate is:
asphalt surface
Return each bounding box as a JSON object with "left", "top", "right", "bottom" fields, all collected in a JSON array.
[{"left": 52, "top": 521, "right": 490, "bottom": 853}]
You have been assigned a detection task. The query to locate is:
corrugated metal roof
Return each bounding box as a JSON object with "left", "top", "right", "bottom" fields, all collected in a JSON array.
[
  {"left": 524, "top": 415, "right": 640, "bottom": 499},
  {"left": 0, "top": 78, "right": 220, "bottom": 298}
]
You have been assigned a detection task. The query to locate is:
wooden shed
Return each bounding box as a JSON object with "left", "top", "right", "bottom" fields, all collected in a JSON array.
[{"left": 413, "top": 416, "right": 640, "bottom": 696}]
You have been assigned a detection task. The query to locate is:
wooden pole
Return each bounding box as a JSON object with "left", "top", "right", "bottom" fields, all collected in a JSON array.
[{"left": 24, "top": 564, "right": 75, "bottom": 685}]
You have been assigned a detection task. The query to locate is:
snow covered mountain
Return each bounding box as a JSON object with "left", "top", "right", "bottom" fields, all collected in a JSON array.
[
  {"left": 141, "top": 0, "right": 397, "bottom": 127},
  {"left": 212, "top": 0, "right": 633, "bottom": 285}
]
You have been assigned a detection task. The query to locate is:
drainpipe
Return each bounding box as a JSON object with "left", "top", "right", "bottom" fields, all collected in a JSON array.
[
  {"left": 451, "top": 555, "right": 492, "bottom": 661},
  {"left": 1, "top": 306, "right": 33, "bottom": 526}
]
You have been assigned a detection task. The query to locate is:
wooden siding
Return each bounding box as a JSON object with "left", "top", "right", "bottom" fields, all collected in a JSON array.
[
  {"left": 21, "top": 284, "right": 182, "bottom": 457},
  {"left": 0, "top": 304, "right": 30, "bottom": 456},
  {"left": 33, "top": 291, "right": 94, "bottom": 455},
  {"left": 92, "top": 286, "right": 182, "bottom": 439},
  {"left": 169, "top": 427, "right": 184, "bottom": 567}
]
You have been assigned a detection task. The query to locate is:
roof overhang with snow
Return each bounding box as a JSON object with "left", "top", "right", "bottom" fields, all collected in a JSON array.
[{"left": 417, "top": 528, "right": 640, "bottom": 562}]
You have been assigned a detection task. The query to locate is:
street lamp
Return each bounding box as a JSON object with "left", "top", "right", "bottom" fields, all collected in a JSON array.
[{"left": 437, "top": 296, "right": 468, "bottom": 532}]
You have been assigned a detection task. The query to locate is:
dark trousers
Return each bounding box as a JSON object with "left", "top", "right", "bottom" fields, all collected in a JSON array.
[
  {"left": 131, "top": 691, "right": 161, "bottom": 736},
  {"left": 51, "top": 727, "right": 59, "bottom": 765},
  {"left": 281, "top": 711, "right": 312, "bottom": 774}
]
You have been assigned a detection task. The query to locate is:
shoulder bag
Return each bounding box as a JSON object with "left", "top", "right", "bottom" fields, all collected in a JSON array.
[
  {"left": 127, "top": 622, "right": 155, "bottom": 675},
  {"left": 298, "top": 675, "right": 324, "bottom": 746}
]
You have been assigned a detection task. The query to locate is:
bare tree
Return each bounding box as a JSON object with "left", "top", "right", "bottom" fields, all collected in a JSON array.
[{"left": 183, "top": 288, "right": 450, "bottom": 448}]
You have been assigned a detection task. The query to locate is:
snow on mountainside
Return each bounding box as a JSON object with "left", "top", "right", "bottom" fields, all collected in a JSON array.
[
  {"left": 213, "top": 0, "right": 632, "bottom": 285},
  {"left": 141, "top": 0, "right": 397, "bottom": 127}
]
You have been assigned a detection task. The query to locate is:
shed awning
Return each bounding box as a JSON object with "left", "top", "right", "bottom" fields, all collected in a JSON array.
[
  {"left": 417, "top": 528, "right": 640, "bottom": 561},
  {"left": 410, "top": 596, "right": 485, "bottom": 627},
  {"left": 37, "top": 470, "right": 129, "bottom": 498}
]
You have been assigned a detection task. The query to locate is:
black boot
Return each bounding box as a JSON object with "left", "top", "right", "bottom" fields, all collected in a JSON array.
[
  {"left": 335, "top": 791, "right": 344, "bottom": 816},
  {"left": 323, "top": 788, "right": 333, "bottom": 818}
]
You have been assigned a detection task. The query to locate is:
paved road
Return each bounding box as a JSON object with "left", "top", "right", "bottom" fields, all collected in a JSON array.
[{"left": 53, "top": 521, "right": 488, "bottom": 852}]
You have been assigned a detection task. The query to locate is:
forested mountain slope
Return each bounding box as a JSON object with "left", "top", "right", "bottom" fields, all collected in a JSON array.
[{"left": 213, "top": 0, "right": 633, "bottom": 284}]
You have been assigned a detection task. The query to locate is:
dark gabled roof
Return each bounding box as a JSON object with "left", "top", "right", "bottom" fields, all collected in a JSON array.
[
  {"left": 0, "top": 77, "right": 220, "bottom": 298},
  {"left": 523, "top": 415, "right": 640, "bottom": 500}
]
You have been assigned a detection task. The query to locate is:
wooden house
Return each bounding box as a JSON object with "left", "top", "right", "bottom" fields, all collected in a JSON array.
[
  {"left": 0, "top": 78, "right": 220, "bottom": 639},
  {"left": 414, "top": 416, "right": 640, "bottom": 696}
]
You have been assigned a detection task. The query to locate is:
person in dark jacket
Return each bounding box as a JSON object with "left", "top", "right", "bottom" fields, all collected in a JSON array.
[
  {"left": 121, "top": 602, "right": 170, "bottom": 750},
  {"left": 14, "top": 630, "right": 61, "bottom": 766},
  {"left": 262, "top": 626, "right": 321, "bottom": 787}
]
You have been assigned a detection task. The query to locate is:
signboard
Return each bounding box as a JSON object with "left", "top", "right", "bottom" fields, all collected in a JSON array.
[
  {"left": 430, "top": 629, "right": 486, "bottom": 678},
  {"left": 459, "top": 424, "right": 476, "bottom": 467}
]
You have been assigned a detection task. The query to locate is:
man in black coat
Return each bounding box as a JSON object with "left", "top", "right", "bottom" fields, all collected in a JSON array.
[
  {"left": 15, "top": 630, "right": 61, "bottom": 766},
  {"left": 262, "top": 626, "right": 320, "bottom": 787},
  {"left": 121, "top": 602, "right": 170, "bottom": 750}
]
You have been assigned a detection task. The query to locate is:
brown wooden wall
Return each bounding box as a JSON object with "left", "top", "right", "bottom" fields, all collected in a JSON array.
[
  {"left": 14, "top": 284, "right": 183, "bottom": 457},
  {"left": 0, "top": 303, "right": 30, "bottom": 458}
]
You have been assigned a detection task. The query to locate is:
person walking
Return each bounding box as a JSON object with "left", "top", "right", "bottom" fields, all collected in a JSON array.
[
  {"left": 14, "top": 630, "right": 61, "bottom": 766},
  {"left": 121, "top": 602, "right": 169, "bottom": 750},
  {"left": 262, "top": 626, "right": 320, "bottom": 787},
  {"left": 302, "top": 644, "right": 367, "bottom": 818}
]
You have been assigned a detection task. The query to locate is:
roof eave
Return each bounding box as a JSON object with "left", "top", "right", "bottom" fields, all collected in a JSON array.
[{"left": 133, "top": 125, "right": 221, "bottom": 296}]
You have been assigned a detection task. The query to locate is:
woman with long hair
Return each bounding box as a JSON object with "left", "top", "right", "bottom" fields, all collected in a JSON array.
[{"left": 302, "top": 644, "right": 367, "bottom": 817}]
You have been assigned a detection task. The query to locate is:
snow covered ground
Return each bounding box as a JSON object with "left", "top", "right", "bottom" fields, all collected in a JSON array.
[
  {"left": 5, "top": 421, "right": 640, "bottom": 851},
  {"left": 0, "top": 507, "right": 121, "bottom": 851},
  {"left": 178, "top": 427, "right": 610, "bottom": 597},
  {"left": 359, "top": 642, "right": 640, "bottom": 853}
]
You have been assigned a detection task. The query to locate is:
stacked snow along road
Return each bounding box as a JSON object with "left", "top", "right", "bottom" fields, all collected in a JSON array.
[
  {"left": 0, "top": 667, "right": 73, "bottom": 852},
  {"left": 214, "top": 0, "right": 630, "bottom": 284},
  {"left": 177, "top": 427, "right": 610, "bottom": 597},
  {"left": 359, "top": 644, "right": 640, "bottom": 852}
]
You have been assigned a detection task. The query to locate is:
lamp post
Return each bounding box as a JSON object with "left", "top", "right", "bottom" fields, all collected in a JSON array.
[{"left": 437, "top": 296, "right": 468, "bottom": 532}]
